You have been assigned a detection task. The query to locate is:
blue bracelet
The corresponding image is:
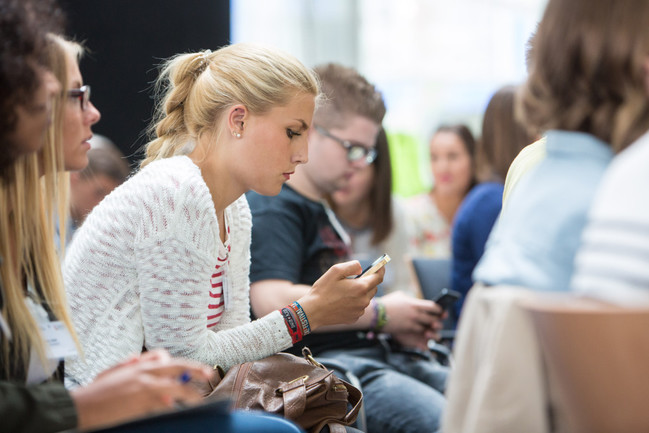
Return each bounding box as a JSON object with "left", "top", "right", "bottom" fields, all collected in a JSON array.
[{"left": 290, "top": 301, "right": 311, "bottom": 335}]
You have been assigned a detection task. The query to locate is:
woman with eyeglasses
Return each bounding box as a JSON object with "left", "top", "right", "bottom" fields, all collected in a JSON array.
[
  {"left": 61, "top": 42, "right": 381, "bottom": 407},
  {"left": 0, "top": 3, "right": 217, "bottom": 430}
]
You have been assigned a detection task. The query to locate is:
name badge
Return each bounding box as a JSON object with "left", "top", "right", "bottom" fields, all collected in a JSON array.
[{"left": 39, "top": 321, "right": 78, "bottom": 359}]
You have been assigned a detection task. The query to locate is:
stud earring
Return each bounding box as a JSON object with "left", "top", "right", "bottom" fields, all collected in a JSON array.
[{"left": 233, "top": 131, "right": 241, "bottom": 138}]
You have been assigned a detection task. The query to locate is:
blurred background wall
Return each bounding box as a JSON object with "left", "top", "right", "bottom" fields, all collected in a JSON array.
[
  {"left": 61, "top": 0, "right": 230, "bottom": 163},
  {"left": 61, "top": 0, "right": 545, "bottom": 194}
]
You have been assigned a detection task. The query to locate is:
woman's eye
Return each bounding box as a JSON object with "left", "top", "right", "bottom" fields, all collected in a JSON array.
[{"left": 287, "top": 129, "right": 301, "bottom": 139}]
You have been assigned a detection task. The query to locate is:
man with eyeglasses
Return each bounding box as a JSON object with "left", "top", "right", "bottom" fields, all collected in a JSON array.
[{"left": 247, "top": 63, "right": 448, "bottom": 433}]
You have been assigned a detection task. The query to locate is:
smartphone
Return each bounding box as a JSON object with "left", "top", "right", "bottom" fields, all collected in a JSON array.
[
  {"left": 355, "top": 253, "right": 391, "bottom": 278},
  {"left": 433, "top": 288, "right": 461, "bottom": 311}
]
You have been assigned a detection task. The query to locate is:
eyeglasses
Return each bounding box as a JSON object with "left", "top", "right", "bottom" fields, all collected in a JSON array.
[
  {"left": 314, "top": 125, "right": 377, "bottom": 165},
  {"left": 67, "top": 85, "right": 91, "bottom": 111}
]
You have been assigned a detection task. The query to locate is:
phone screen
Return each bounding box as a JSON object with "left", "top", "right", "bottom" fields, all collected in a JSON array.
[{"left": 355, "top": 253, "right": 391, "bottom": 278}]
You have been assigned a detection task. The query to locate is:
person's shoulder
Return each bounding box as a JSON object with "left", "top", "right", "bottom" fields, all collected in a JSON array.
[
  {"left": 466, "top": 182, "right": 503, "bottom": 202},
  {"left": 589, "top": 130, "right": 649, "bottom": 214},
  {"left": 455, "top": 183, "right": 503, "bottom": 225},
  {"left": 607, "top": 130, "right": 649, "bottom": 178},
  {"left": 139, "top": 155, "right": 200, "bottom": 184},
  {"left": 247, "top": 185, "right": 315, "bottom": 213},
  {"left": 402, "top": 191, "right": 430, "bottom": 209}
]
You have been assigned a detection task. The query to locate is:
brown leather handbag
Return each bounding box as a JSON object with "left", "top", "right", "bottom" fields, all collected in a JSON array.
[{"left": 206, "top": 347, "right": 363, "bottom": 433}]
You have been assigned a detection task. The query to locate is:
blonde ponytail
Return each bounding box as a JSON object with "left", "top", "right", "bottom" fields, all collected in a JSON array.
[
  {"left": 142, "top": 44, "right": 320, "bottom": 168},
  {"left": 142, "top": 52, "right": 212, "bottom": 167}
]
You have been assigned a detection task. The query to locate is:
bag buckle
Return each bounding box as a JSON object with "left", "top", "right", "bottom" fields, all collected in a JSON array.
[{"left": 302, "top": 347, "right": 325, "bottom": 369}]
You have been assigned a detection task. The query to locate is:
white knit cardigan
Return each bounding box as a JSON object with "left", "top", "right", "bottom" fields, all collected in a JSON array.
[{"left": 63, "top": 156, "right": 291, "bottom": 388}]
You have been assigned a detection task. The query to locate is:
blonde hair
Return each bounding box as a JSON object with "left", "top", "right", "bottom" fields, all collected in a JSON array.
[
  {"left": 142, "top": 43, "right": 321, "bottom": 167},
  {"left": 0, "top": 34, "right": 81, "bottom": 376},
  {"left": 43, "top": 33, "right": 84, "bottom": 255},
  {"left": 519, "top": 0, "right": 649, "bottom": 153}
]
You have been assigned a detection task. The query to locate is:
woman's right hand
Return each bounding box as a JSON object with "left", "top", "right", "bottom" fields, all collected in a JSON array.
[
  {"left": 297, "top": 260, "right": 383, "bottom": 330},
  {"left": 70, "top": 349, "right": 214, "bottom": 432}
]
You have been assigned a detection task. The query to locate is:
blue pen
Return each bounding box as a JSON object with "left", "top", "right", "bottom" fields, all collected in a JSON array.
[{"left": 179, "top": 371, "right": 192, "bottom": 384}]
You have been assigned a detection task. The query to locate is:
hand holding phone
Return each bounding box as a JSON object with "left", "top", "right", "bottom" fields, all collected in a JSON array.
[
  {"left": 432, "top": 288, "right": 461, "bottom": 312},
  {"left": 355, "top": 253, "right": 391, "bottom": 278}
]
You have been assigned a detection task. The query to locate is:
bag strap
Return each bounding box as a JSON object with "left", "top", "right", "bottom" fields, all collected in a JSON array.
[
  {"left": 341, "top": 380, "right": 363, "bottom": 424},
  {"left": 278, "top": 376, "right": 308, "bottom": 420}
]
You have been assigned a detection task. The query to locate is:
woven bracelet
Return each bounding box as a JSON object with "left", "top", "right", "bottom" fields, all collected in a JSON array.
[
  {"left": 280, "top": 307, "right": 303, "bottom": 344},
  {"left": 289, "top": 301, "right": 312, "bottom": 335}
]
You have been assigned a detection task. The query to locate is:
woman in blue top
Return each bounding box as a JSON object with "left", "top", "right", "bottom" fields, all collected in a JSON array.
[{"left": 451, "top": 85, "right": 534, "bottom": 318}]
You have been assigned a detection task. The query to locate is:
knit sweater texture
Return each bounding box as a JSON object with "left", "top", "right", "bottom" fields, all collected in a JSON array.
[{"left": 63, "top": 156, "right": 291, "bottom": 387}]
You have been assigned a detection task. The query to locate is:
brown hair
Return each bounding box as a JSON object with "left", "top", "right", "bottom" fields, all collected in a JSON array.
[
  {"left": 367, "top": 128, "right": 393, "bottom": 245},
  {"left": 477, "top": 85, "right": 536, "bottom": 182},
  {"left": 313, "top": 63, "right": 386, "bottom": 128},
  {"left": 519, "top": 0, "right": 649, "bottom": 153},
  {"left": 434, "top": 124, "right": 478, "bottom": 191},
  {"left": 0, "top": 0, "right": 64, "bottom": 173}
]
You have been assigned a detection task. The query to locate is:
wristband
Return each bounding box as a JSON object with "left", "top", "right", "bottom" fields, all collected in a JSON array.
[
  {"left": 368, "top": 299, "right": 379, "bottom": 331},
  {"left": 374, "top": 300, "right": 388, "bottom": 332},
  {"left": 289, "top": 301, "right": 311, "bottom": 335},
  {"left": 280, "top": 307, "right": 303, "bottom": 344}
]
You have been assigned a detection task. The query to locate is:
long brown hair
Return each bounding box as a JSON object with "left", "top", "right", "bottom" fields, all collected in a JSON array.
[
  {"left": 367, "top": 128, "right": 393, "bottom": 245},
  {"left": 477, "top": 85, "right": 535, "bottom": 182},
  {"left": 519, "top": 0, "right": 649, "bottom": 153}
]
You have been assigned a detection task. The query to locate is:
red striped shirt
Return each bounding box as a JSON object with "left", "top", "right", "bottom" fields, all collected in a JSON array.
[{"left": 207, "top": 225, "right": 231, "bottom": 328}]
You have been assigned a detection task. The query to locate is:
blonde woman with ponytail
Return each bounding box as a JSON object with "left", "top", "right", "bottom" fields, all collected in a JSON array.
[{"left": 63, "top": 43, "right": 382, "bottom": 390}]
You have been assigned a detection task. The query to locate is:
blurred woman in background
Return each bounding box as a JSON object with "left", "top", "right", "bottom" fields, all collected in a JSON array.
[
  {"left": 329, "top": 128, "right": 417, "bottom": 297},
  {"left": 405, "top": 124, "right": 477, "bottom": 258},
  {"left": 451, "top": 85, "right": 535, "bottom": 317}
]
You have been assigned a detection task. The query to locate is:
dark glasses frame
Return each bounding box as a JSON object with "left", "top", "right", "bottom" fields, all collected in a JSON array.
[
  {"left": 314, "top": 125, "right": 377, "bottom": 164},
  {"left": 67, "top": 85, "right": 91, "bottom": 111}
]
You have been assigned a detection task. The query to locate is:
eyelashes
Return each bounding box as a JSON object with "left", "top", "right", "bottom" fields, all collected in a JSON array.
[{"left": 287, "top": 129, "right": 302, "bottom": 139}]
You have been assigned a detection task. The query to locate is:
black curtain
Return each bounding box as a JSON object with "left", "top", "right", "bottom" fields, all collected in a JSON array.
[{"left": 61, "top": 0, "right": 230, "bottom": 165}]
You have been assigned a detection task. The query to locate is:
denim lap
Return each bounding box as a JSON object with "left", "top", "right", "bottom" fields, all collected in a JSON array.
[{"left": 318, "top": 346, "right": 447, "bottom": 433}]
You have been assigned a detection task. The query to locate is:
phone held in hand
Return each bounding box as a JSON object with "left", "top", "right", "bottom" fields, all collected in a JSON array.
[
  {"left": 433, "top": 288, "right": 461, "bottom": 311},
  {"left": 355, "top": 253, "right": 391, "bottom": 278}
]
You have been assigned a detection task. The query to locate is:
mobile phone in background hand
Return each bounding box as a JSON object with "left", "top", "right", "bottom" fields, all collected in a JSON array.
[
  {"left": 355, "top": 253, "right": 391, "bottom": 278},
  {"left": 433, "top": 288, "right": 461, "bottom": 312}
]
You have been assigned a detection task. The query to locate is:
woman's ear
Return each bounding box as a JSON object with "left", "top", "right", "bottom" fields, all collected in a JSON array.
[{"left": 227, "top": 104, "right": 247, "bottom": 138}]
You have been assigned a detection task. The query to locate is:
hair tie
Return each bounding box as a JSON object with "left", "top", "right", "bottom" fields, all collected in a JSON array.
[{"left": 194, "top": 49, "right": 212, "bottom": 77}]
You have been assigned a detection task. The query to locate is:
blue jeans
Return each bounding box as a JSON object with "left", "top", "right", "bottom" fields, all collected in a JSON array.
[
  {"left": 319, "top": 343, "right": 448, "bottom": 433},
  {"left": 95, "top": 409, "right": 304, "bottom": 433}
]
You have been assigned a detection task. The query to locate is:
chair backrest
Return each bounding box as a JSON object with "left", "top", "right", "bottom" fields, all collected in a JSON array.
[
  {"left": 525, "top": 297, "right": 649, "bottom": 433},
  {"left": 408, "top": 257, "right": 451, "bottom": 301}
]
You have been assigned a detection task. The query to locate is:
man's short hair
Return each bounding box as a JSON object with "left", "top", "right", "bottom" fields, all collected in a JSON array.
[{"left": 313, "top": 63, "right": 386, "bottom": 128}]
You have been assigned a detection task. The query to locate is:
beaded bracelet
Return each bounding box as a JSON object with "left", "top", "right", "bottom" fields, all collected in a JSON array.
[
  {"left": 368, "top": 298, "right": 379, "bottom": 331},
  {"left": 280, "top": 307, "right": 303, "bottom": 344},
  {"left": 289, "top": 301, "right": 311, "bottom": 335},
  {"left": 374, "top": 300, "right": 388, "bottom": 332}
]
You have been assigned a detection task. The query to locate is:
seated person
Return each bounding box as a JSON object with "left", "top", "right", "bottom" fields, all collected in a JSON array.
[
  {"left": 328, "top": 128, "right": 418, "bottom": 297},
  {"left": 472, "top": 0, "right": 649, "bottom": 292},
  {"left": 403, "top": 124, "right": 476, "bottom": 258},
  {"left": 62, "top": 43, "right": 382, "bottom": 394},
  {"left": 64, "top": 142, "right": 130, "bottom": 244},
  {"left": 451, "top": 85, "right": 535, "bottom": 317},
  {"left": 248, "top": 63, "right": 448, "bottom": 433}
]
